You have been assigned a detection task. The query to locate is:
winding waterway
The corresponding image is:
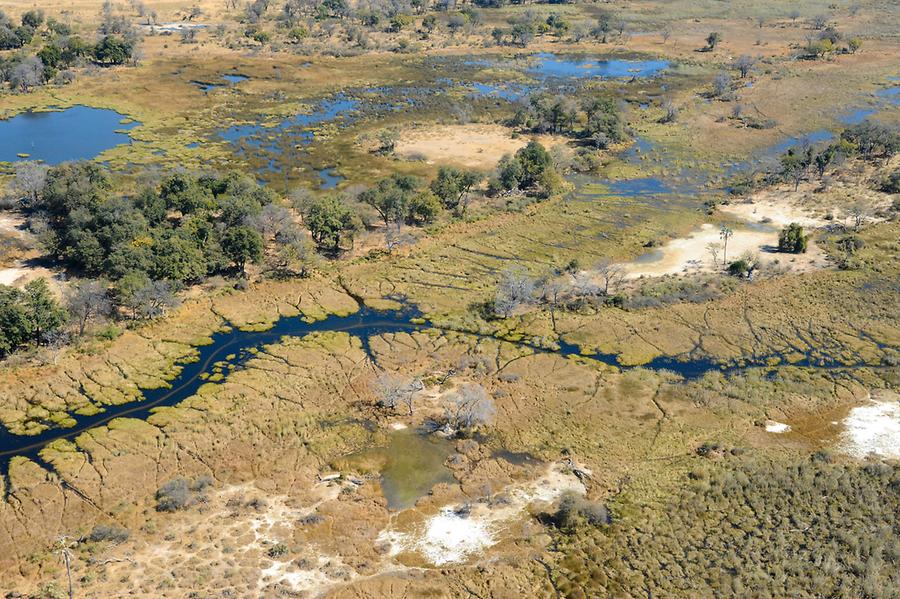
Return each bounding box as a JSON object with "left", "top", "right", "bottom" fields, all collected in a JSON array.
[{"left": 0, "top": 301, "right": 877, "bottom": 469}]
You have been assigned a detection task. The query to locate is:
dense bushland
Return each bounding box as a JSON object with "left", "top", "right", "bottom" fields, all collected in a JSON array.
[{"left": 548, "top": 454, "right": 900, "bottom": 598}]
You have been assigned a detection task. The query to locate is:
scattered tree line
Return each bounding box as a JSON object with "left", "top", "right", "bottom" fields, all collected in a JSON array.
[
  {"left": 512, "top": 93, "right": 626, "bottom": 149},
  {"left": 490, "top": 258, "right": 626, "bottom": 326},
  {"left": 779, "top": 120, "right": 899, "bottom": 192},
  {"left": 24, "top": 163, "right": 286, "bottom": 284},
  {"left": 0, "top": 8, "right": 137, "bottom": 93},
  {"left": 373, "top": 373, "right": 495, "bottom": 432},
  {"left": 300, "top": 140, "right": 559, "bottom": 253},
  {"left": 211, "top": 0, "right": 634, "bottom": 54},
  {"left": 801, "top": 22, "right": 863, "bottom": 59}
]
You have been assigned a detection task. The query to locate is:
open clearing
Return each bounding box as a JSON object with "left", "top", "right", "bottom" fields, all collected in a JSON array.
[{"left": 394, "top": 124, "right": 566, "bottom": 169}]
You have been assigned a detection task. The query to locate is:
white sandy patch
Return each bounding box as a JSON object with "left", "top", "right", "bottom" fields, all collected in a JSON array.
[
  {"left": 260, "top": 554, "right": 357, "bottom": 595},
  {"left": 720, "top": 198, "right": 825, "bottom": 229},
  {"left": 144, "top": 22, "right": 209, "bottom": 32},
  {"left": 389, "top": 422, "right": 408, "bottom": 431},
  {"left": 0, "top": 267, "right": 26, "bottom": 286},
  {"left": 764, "top": 420, "right": 791, "bottom": 433},
  {"left": 624, "top": 218, "right": 829, "bottom": 279},
  {"left": 840, "top": 393, "right": 900, "bottom": 459},
  {"left": 620, "top": 191, "right": 844, "bottom": 280},
  {"left": 378, "top": 464, "right": 584, "bottom": 566},
  {"left": 416, "top": 508, "right": 494, "bottom": 565}
]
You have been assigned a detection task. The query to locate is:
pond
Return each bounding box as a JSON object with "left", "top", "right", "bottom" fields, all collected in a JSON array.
[
  {"left": 343, "top": 428, "right": 455, "bottom": 510},
  {"left": 461, "top": 53, "right": 669, "bottom": 81},
  {"left": 220, "top": 97, "right": 359, "bottom": 158},
  {"left": 875, "top": 85, "right": 900, "bottom": 106},
  {"left": 0, "top": 106, "right": 140, "bottom": 164},
  {"left": 527, "top": 53, "right": 669, "bottom": 80},
  {"left": 192, "top": 74, "right": 248, "bottom": 92},
  {"left": 318, "top": 167, "right": 343, "bottom": 189}
]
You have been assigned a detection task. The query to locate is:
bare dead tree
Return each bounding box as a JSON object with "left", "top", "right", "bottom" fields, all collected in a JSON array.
[
  {"left": 848, "top": 203, "right": 869, "bottom": 231},
  {"left": 444, "top": 383, "right": 495, "bottom": 430},
  {"left": 595, "top": 259, "right": 625, "bottom": 295},
  {"left": 374, "top": 372, "right": 422, "bottom": 415},
  {"left": 706, "top": 242, "right": 721, "bottom": 267},
  {"left": 56, "top": 536, "right": 76, "bottom": 599},
  {"left": 538, "top": 276, "right": 566, "bottom": 331}
]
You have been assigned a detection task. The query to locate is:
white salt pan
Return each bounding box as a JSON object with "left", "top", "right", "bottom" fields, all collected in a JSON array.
[{"left": 841, "top": 400, "right": 900, "bottom": 459}]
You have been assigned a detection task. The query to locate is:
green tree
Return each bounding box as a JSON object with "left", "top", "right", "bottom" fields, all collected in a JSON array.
[
  {"left": 430, "top": 167, "right": 482, "bottom": 214},
  {"left": 0, "top": 286, "right": 30, "bottom": 356},
  {"left": 778, "top": 223, "right": 808, "bottom": 253},
  {"left": 21, "top": 9, "right": 44, "bottom": 29},
  {"left": 406, "top": 191, "right": 442, "bottom": 224},
  {"left": 389, "top": 13, "right": 412, "bottom": 32},
  {"left": 151, "top": 233, "right": 207, "bottom": 283},
  {"left": 40, "top": 162, "right": 110, "bottom": 221},
  {"left": 38, "top": 44, "right": 62, "bottom": 69},
  {"left": 516, "top": 140, "right": 554, "bottom": 189},
  {"left": 160, "top": 173, "right": 215, "bottom": 214},
  {"left": 422, "top": 14, "right": 437, "bottom": 34},
  {"left": 304, "top": 196, "right": 359, "bottom": 252},
  {"left": 359, "top": 174, "right": 419, "bottom": 226},
  {"left": 93, "top": 35, "right": 134, "bottom": 65},
  {"left": 221, "top": 226, "right": 263, "bottom": 274},
  {"left": 23, "top": 279, "right": 66, "bottom": 344},
  {"left": 781, "top": 147, "right": 812, "bottom": 190}
]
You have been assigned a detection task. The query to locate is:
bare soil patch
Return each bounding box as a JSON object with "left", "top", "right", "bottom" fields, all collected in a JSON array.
[{"left": 394, "top": 124, "right": 566, "bottom": 169}]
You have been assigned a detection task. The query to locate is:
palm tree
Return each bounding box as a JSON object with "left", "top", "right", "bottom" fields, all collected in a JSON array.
[{"left": 719, "top": 226, "right": 733, "bottom": 264}]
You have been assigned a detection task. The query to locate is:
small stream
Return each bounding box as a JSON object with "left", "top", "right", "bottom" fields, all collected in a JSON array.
[{"left": 0, "top": 302, "right": 879, "bottom": 470}]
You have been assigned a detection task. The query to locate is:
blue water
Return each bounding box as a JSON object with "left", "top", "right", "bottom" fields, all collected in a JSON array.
[
  {"left": 528, "top": 53, "right": 669, "bottom": 80},
  {"left": 220, "top": 97, "right": 358, "bottom": 151},
  {"left": 461, "top": 54, "right": 669, "bottom": 82},
  {"left": 318, "top": 168, "right": 343, "bottom": 189},
  {"left": 470, "top": 82, "right": 530, "bottom": 102},
  {"left": 875, "top": 86, "right": 900, "bottom": 106},
  {"left": 193, "top": 74, "right": 249, "bottom": 92},
  {"left": 839, "top": 108, "right": 877, "bottom": 125},
  {"left": 191, "top": 81, "right": 219, "bottom": 92},
  {"left": 0, "top": 106, "right": 140, "bottom": 164},
  {"left": 767, "top": 129, "right": 834, "bottom": 156},
  {"left": 623, "top": 136, "right": 654, "bottom": 160},
  {"left": 605, "top": 177, "right": 672, "bottom": 196}
]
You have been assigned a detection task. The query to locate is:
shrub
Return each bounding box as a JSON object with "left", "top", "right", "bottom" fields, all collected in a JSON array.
[
  {"left": 727, "top": 259, "right": 752, "bottom": 277},
  {"left": 552, "top": 491, "right": 612, "bottom": 529},
  {"left": 88, "top": 524, "right": 130, "bottom": 544},
  {"left": 777, "top": 223, "right": 808, "bottom": 253},
  {"left": 155, "top": 476, "right": 213, "bottom": 512},
  {"left": 879, "top": 170, "right": 900, "bottom": 193},
  {"left": 548, "top": 456, "right": 900, "bottom": 597},
  {"left": 155, "top": 478, "right": 192, "bottom": 512}
]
